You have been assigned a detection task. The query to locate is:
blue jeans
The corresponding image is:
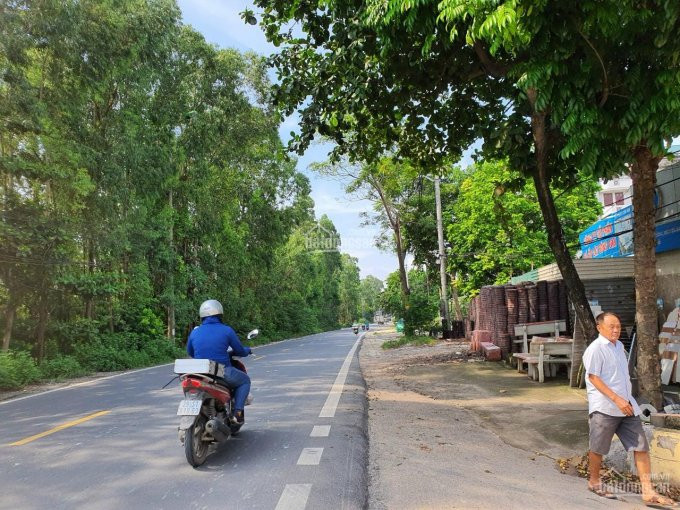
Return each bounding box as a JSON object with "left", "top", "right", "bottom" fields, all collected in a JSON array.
[{"left": 222, "top": 366, "right": 250, "bottom": 411}]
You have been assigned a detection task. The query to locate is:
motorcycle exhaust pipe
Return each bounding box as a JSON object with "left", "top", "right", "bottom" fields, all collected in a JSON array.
[{"left": 205, "top": 419, "right": 231, "bottom": 441}]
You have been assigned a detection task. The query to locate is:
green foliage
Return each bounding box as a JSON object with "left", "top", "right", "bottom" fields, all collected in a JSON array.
[
  {"left": 359, "top": 275, "right": 383, "bottom": 321},
  {"left": 0, "top": 351, "right": 41, "bottom": 390},
  {"left": 0, "top": 1, "right": 359, "bottom": 389},
  {"left": 446, "top": 160, "right": 601, "bottom": 295},
  {"left": 39, "top": 355, "right": 87, "bottom": 381},
  {"left": 337, "top": 254, "right": 361, "bottom": 326},
  {"left": 74, "top": 333, "right": 184, "bottom": 372},
  {"left": 380, "top": 268, "right": 438, "bottom": 335},
  {"left": 379, "top": 272, "right": 405, "bottom": 319}
]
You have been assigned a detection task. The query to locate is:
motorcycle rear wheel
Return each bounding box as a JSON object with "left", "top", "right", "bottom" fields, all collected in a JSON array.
[{"left": 185, "top": 415, "right": 209, "bottom": 467}]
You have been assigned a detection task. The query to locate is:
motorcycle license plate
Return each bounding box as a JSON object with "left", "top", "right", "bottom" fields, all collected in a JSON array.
[{"left": 177, "top": 399, "right": 202, "bottom": 416}]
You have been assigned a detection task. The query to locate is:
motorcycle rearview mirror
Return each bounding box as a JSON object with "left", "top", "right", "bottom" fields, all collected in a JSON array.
[{"left": 247, "top": 329, "right": 259, "bottom": 340}]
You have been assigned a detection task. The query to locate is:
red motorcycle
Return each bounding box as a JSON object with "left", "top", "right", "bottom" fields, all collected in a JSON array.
[{"left": 174, "top": 329, "right": 258, "bottom": 467}]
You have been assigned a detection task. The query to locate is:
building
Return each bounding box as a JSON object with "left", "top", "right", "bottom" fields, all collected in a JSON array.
[
  {"left": 577, "top": 154, "right": 680, "bottom": 318},
  {"left": 510, "top": 152, "right": 680, "bottom": 323},
  {"left": 598, "top": 174, "right": 632, "bottom": 218}
]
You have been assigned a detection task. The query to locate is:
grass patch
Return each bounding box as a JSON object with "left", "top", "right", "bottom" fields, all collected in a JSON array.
[{"left": 382, "top": 335, "right": 437, "bottom": 350}]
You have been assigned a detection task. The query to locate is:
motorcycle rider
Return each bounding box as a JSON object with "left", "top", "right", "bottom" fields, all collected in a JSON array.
[{"left": 186, "top": 299, "right": 252, "bottom": 424}]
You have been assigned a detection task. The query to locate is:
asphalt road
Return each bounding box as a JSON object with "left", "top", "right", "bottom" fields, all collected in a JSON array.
[{"left": 0, "top": 329, "right": 367, "bottom": 510}]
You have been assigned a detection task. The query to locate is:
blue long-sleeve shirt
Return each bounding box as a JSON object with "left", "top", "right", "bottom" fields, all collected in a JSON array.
[{"left": 186, "top": 316, "right": 252, "bottom": 365}]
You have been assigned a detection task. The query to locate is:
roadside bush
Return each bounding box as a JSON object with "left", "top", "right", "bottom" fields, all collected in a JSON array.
[
  {"left": 0, "top": 351, "right": 41, "bottom": 390},
  {"left": 39, "top": 355, "right": 88, "bottom": 380},
  {"left": 73, "top": 332, "right": 183, "bottom": 372}
]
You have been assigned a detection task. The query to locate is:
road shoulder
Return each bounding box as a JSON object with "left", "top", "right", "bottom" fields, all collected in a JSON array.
[{"left": 359, "top": 328, "right": 637, "bottom": 509}]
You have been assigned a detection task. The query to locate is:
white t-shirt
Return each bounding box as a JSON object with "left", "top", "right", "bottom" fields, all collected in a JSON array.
[{"left": 582, "top": 335, "right": 641, "bottom": 417}]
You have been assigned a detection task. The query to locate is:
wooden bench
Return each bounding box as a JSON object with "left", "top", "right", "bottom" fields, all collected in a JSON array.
[
  {"left": 513, "top": 340, "right": 573, "bottom": 382},
  {"left": 514, "top": 320, "right": 567, "bottom": 353}
]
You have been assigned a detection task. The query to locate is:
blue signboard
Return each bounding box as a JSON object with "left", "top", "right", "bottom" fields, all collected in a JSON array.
[
  {"left": 657, "top": 219, "right": 680, "bottom": 253},
  {"left": 579, "top": 205, "right": 633, "bottom": 258},
  {"left": 579, "top": 202, "right": 680, "bottom": 258}
]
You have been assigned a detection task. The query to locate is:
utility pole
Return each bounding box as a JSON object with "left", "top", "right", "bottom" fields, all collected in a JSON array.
[{"left": 434, "top": 175, "right": 451, "bottom": 337}]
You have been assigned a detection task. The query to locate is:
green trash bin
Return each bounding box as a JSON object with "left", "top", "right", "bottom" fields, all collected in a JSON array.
[{"left": 395, "top": 318, "right": 404, "bottom": 333}]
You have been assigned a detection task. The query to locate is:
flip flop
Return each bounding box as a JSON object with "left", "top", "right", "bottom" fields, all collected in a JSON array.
[
  {"left": 643, "top": 494, "right": 678, "bottom": 509},
  {"left": 588, "top": 484, "right": 617, "bottom": 499}
]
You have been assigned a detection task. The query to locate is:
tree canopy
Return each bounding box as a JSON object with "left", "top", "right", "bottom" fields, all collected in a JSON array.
[
  {"left": 446, "top": 160, "right": 601, "bottom": 295},
  {"left": 0, "top": 0, "right": 361, "bottom": 388},
  {"left": 253, "top": 0, "right": 680, "bottom": 403}
]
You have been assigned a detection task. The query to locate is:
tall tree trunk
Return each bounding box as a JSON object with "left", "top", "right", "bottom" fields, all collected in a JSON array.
[
  {"left": 394, "top": 216, "right": 411, "bottom": 301},
  {"left": 631, "top": 145, "right": 662, "bottom": 409},
  {"left": 372, "top": 177, "right": 410, "bottom": 304},
  {"left": 167, "top": 189, "right": 175, "bottom": 340},
  {"left": 528, "top": 98, "right": 598, "bottom": 344},
  {"left": 108, "top": 298, "right": 114, "bottom": 333},
  {"left": 84, "top": 240, "right": 95, "bottom": 320},
  {"left": 35, "top": 294, "right": 49, "bottom": 362},
  {"left": 2, "top": 300, "right": 16, "bottom": 352}
]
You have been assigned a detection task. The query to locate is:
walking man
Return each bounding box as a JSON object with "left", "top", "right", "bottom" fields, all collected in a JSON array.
[{"left": 583, "top": 312, "right": 675, "bottom": 507}]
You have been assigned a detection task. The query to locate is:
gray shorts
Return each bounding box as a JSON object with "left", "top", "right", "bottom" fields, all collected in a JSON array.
[{"left": 589, "top": 412, "right": 649, "bottom": 455}]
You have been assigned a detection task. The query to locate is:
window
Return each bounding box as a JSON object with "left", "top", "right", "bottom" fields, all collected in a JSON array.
[
  {"left": 603, "top": 192, "right": 613, "bottom": 206},
  {"left": 615, "top": 192, "right": 624, "bottom": 205}
]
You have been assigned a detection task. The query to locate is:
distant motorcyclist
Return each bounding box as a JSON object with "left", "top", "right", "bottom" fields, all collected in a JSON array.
[{"left": 186, "top": 299, "right": 252, "bottom": 424}]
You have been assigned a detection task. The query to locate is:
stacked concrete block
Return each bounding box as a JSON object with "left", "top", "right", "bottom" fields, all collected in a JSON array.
[
  {"left": 527, "top": 283, "right": 538, "bottom": 322},
  {"left": 472, "top": 329, "right": 492, "bottom": 352},
  {"left": 481, "top": 342, "right": 502, "bottom": 361},
  {"left": 537, "top": 280, "right": 548, "bottom": 322},
  {"left": 547, "top": 280, "right": 560, "bottom": 321}
]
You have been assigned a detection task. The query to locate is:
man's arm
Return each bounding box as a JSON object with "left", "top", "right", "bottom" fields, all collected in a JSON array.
[
  {"left": 186, "top": 334, "right": 195, "bottom": 358},
  {"left": 588, "top": 374, "right": 634, "bottom": 416},
  {"left": 226, "top": 327, "right": 252, "bottom": 357}
]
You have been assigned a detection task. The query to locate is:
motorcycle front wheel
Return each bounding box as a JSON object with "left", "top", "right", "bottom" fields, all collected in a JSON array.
[{"left": 185, "top": 415, "right": 209, "bottom": 467}]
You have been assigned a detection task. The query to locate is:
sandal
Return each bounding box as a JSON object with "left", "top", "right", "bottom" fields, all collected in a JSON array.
[
  {"left": 588, "top": 484, "right": 617, "bottom": 499},
  {"left": 643, "top": 494, "right": 678, "bottom": 509}
]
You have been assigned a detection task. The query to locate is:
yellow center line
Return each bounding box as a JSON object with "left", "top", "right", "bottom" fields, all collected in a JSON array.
[
  {"left": 8, "top": 410, "right": 111, "bottom": 446},
  {"left": 252, "top": 355, "right": 266, "bottom": 360}
]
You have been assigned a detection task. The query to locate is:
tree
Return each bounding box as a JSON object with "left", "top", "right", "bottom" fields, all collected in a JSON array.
[
  {"left": 359, "top": 275, "right": 383, "bottom": 321},
  {"left": 0, "top": 1, "right": 358, "bottom": 383},
  {"left": 380, "top": 268, "right": 438, "bottom": 335},
  {"left": 312, "top": 157, "right": 420, "bottom": 314},
  {"left": 337, "top": 254, "right": 361, "bottom": 325},
  {"left": 251, "top": 0, "right": 600, "bottom": 344},
  {"left": 432, "top": 0, "right": 680, "bottom": 407},
  {"left": 253, "top": 1, "right": 680, "bottom": 404},
  {"left": 446, "top": 160, "right": 601, "bottom": 295}
]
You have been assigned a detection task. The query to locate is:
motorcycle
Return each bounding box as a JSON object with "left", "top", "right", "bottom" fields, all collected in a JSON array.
[
  {"left": 174, "top": 328, "right": 258, "bottom": 467},
  {"left": 352, "top": 324, "right": 359, "bottom": 334}
]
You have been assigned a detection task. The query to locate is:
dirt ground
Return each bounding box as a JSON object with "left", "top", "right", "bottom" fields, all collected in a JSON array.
[
  {"left": 360, "top": 327, "right": 646, "bottom": 509},
  {"left": 394, "top": 348, "right": 591, "bottom": 458}
]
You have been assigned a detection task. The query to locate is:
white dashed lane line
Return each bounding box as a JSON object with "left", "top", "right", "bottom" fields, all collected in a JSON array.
[
  {"left": 279, "top": 335, "right": 361, "bottom": 509},
  {"left": 275, "top": 484, "right": 312, "bottom": 510},
  {"left": 310, "top": 425, "right": 330, "bottom": 437},
  {"left": 297, "top": 447, "right": 324, "bottom": 465}
]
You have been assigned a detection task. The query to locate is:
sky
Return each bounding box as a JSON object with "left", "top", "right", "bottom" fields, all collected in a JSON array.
[{"left": 176, "top": 0, "right": 397, "bottom": 281}]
